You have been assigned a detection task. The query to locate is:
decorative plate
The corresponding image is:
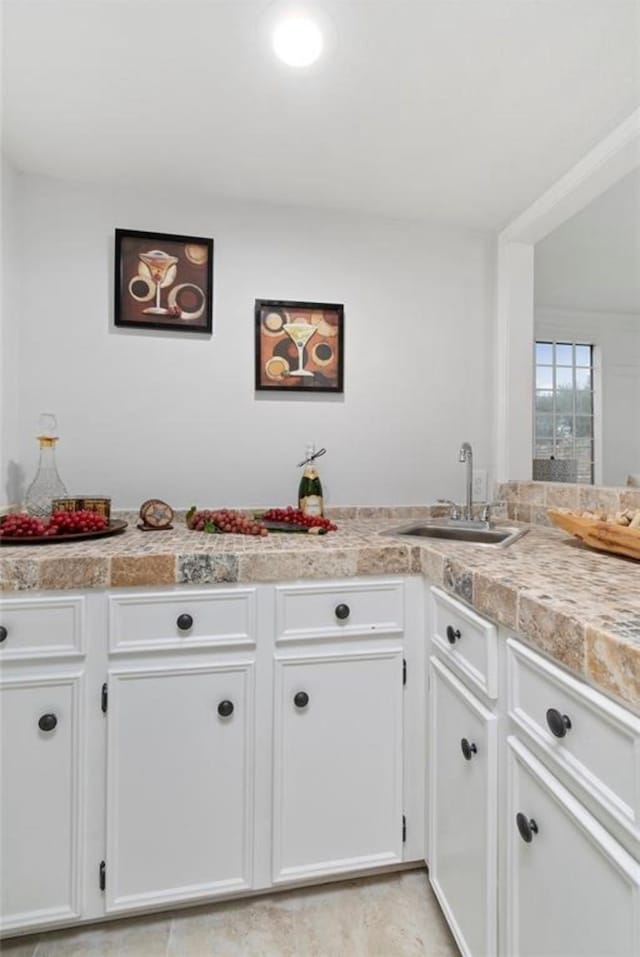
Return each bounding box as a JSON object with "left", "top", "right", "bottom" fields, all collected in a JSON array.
[
  {"left": 138, "top": 499, "right": 174, "bottom": 529},
  {"left": 0, "top": 520, "right": 128, "bottom": 546}
]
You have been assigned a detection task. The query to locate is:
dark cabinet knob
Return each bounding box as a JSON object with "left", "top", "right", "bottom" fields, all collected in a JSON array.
[
  {"left": 546, "top": 708, "right": 572, "bottom": 738},
  {"left": 516, "top": 812, "right": 538, "bottom": 843},
  {"left": 176, "top": 613, "right": 193, "bottom": 631},
  {"left": 461, "top": 738, "right": 477, "bottom": 760},
  {"left": 217, "top": 700, "right": 234, "bottom": 718},
  {"left": 335, "top": 603, "right": 350, "bottom": 621},
  {"left": 0, "top": 626, "right": 7, "bottom": 642},
  {"left": 38, "top": 713, "right": 58, "bottom": 732},
  {"left": 446, "top": 625, "right": 461, "bottom": 644},
  {"left": 294, "top": 691, "right": 309, "bottom": 709}
]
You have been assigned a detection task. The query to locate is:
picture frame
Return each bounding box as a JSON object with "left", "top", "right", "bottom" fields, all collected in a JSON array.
[
  {"left": 255, "top": 299, "right": 344, "bottom": 393},
  {"left": 114, "top": 228, "right": 213, "bottom": 334}
]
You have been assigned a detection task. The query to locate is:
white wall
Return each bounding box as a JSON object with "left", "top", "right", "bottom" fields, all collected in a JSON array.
[
  {"left": 1, "top": 155, "right": 21, "bottom": 505},
  {"left": 535, "top": 168, "right": 640, "bottom": 314},
  {"left": 3, "top": 172, "right": 496, "bottom": 509},
  {"left": 535, "top": 308, "right": 640, "bottom": 486}
]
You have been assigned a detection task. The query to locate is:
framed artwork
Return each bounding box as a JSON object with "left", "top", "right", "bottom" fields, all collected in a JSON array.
[
  {"left": 255, "top": 299, "right": 344, "bottom": 393},
  {"left": 114, "top": 228, "right": 213, "bottom": 333}
]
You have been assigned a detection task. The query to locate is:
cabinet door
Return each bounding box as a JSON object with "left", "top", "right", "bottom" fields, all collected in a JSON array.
[
  {"left": 0, "top": 673, "right": 83, "bottom": 933},
  {"left": 506, "top": 737, "right": 640, "bottom": 957},
  {"left": 105, "top": 660, "right": 254, "bottom": 912},
  {"left": 273, "top": 647, "right": 403, "bottom": 883},
  {"left": 428, "top": 656, "right": 497, "bottom": 957}
]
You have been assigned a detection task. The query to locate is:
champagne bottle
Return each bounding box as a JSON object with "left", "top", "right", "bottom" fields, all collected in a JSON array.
[{"left": 298, "top": 444, "right": 324, "bottom": 517}]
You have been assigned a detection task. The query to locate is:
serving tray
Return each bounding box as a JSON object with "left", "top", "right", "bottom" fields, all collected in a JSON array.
[
  {"left": 0, "top": 520, "right": 128, "bottom": 546},
  {"left": 261, "top": 521, "right": 328, "bottom": 535},
  {"left": 547, "top": 510, "right": 640, "bottom": 561}
]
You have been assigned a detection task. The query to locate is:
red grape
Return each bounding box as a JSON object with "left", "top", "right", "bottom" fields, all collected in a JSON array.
[
  {"left": 0, "top": 509, "right": 107, "bottom": 539},
  {"left": 261, "top": 507, "right": 337, "bottom": 532},
  {"left": 186, "top": 508, "right": 268, "bottom": 537}
]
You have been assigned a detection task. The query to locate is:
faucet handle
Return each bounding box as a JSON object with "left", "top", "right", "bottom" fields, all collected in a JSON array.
[
  {"left": 437, "top": 498, "right": 461, "bottom": 520},
  {"left": 480, "top": 502, "right": 502, "bottom": 523}
]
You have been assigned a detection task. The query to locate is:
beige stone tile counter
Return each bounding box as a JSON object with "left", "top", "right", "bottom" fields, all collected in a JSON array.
[{"left": 1, "top": 513, "right": 638, "bottom": 712}]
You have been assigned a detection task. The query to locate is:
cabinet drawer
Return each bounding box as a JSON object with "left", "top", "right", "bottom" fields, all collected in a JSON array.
[
  {"left": 0, "top": 595, "right": 85, "bottom": 660},
  {"left": 108, "top": 588, "right": 256, "bottom": 652},
  {"left": 275, "top": 579, "right": 404, "bottom": 641},
  {"left": 507, "top": 638, "right": 640, "bottom": 839},
  {"left": 506, "top": 737, "right": 640, "bottom": 957},
  {"left": 431, "top": 588, "right": 498, "bottom": 699}
]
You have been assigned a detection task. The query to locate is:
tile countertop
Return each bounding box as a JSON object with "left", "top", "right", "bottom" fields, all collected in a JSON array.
[{"left": 1, "top": 513, "right": 638, "bottom": 714}]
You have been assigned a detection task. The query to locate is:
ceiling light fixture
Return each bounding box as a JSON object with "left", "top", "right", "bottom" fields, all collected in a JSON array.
[{"left": 273, "top": 16, "right": 323, "bottom": 67}]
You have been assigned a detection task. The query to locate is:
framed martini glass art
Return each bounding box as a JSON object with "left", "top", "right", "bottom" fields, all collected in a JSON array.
[
  {"left": 255, "top": 299, "right": 344, "bottom": 393},
  {"left": 114, "top": 229, "right": 213, "bottom": 334}
]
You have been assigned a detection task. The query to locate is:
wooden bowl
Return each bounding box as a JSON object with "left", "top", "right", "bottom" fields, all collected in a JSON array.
[{"left": 547, "top": 510, "right": 640, "bottom": 561}]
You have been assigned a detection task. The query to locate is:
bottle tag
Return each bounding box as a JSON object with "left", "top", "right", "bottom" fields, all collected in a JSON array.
[{"left": 300, "top": 495, "right": 323, "bottom": 517}]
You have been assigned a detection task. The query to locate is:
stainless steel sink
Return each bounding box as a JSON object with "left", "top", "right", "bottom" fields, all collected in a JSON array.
[{"left": 384, "top": 523, "right": 527, "bottom": 547}]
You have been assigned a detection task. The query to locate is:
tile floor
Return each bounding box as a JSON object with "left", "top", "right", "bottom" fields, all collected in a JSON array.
[{"left": 1, "top": 868, "right": 460, "bottom": 956}]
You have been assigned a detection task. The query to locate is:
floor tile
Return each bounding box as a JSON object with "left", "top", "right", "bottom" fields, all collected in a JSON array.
[
  {"left": 166, "top": 869, "right": 459, "bottom": 957},
  {"left": 32, "top": 913, "right": 170, "bottom": 957},
  {"left": 13, "top": 868, "right": 459, "bottom": 957},
  {"left": 0, "top": 936, "right": 40, "bottom": 957}
]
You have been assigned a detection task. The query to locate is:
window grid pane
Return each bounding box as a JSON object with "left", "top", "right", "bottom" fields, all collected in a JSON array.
[{"left": 533, "top": 341, "right": 594, "bottom": 484}]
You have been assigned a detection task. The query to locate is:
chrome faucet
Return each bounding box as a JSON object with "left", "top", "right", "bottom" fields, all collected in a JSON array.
[
  {"left": 438, "top": 443, "right": 489, "bottom": 528},
  {"left": 459, "top": 442, "right": 473, "bottom": 522}
]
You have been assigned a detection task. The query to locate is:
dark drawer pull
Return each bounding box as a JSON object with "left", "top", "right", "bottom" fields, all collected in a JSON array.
[
  {"left": 546, "top": 708, "right": 571, "bottom": 738},
  {"left": 461, "top": 738, "right": 477, "bottom": 760},
  {"left": 38, "top": 713, "right": 58, "bottom": 732},
  {"left": 294, "top": 691, "right": 309, "bottom": 709},
  {"left": 516, "top": 812, "right": 538, "bottom": 843},
  {"left": 335, "top": 603, "right": 350, "bottom": 621},
  {"left": 217, "top": 700, "right": 234, "bottom": 718},
  {"left": 446, "top": 625, "right": 461, "bottom": 644},
  {"left": 176, "top": 613, "right": 193, "bottom": 631},
  {"left": 0, "top": 625, "right": 7, "bottom": 643}
]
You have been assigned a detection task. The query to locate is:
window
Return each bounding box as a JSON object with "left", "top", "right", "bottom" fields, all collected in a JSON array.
[{"left": 534, "top": 341, "right": 594, "bottom": 484}]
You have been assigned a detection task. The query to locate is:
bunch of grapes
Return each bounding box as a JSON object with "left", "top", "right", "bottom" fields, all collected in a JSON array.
[
  {"left": 1, "top": 510, "right": 108, "bottom": 539},
  {"left": 187, "top": 507, "right": 268, "bottom": 537},
  {"left": 0, "top": 513, "right": 52, "bottom": 538},
  {"left": 50, "top": 510, "right": 108, "bottom": 535},
  {"left": 261, "top": 506, "right": 337, "bottom": 532}
]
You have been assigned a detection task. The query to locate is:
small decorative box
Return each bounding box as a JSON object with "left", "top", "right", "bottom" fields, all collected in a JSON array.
[{"left": 51, "top": 496, "right": 111, "bottom": 521}]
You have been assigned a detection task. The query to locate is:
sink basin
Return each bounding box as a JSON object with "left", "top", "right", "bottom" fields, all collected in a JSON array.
[{"left": 384, "top": 523, "right": 527, "bottom": 547}]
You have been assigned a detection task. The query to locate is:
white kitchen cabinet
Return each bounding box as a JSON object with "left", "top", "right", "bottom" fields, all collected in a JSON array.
[
  {"left": 104, "top": 658, "right": 254, "bottom": 912},
  {"left": 428, "top": 655, "right": 498, "bottom": 957},
  {"left": 107, "top": 587, "right": 256, "bottom": 653},
  {"left": 431, "top": 587, "right": 498, "bottom": 700},
  {"left": 0, "top": 595, "right": 86, "bottom": 661},
  {"left": 0, "top": 671, "right": 84, "bottom": 933},
  {"left": 97, "top": 577, "right": 414, "bottom": 917},
  {"left": 428, "top": 589, "right": 640, "bottom": 957},
  {"left": 0, "top": 594, "right": 86, "bottom": 935},
  {"left": 274, "top": 579, "right": 404, "bottom": 641},
  {"left": 505, "top": 736, "right": 640, "bottom": 957},
  {"left": 272, "top": 646, "right": 404, "bottom": 883},
  {"left": 507, "top": 637, "right": 640, "bottom": 844}
]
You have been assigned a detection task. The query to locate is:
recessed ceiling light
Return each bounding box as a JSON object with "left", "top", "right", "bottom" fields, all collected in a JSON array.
[{"left": 273, "top": 17, "right": 323, "bottom": 67}]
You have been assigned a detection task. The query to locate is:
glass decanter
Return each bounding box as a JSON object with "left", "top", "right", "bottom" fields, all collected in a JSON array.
[{"left": 25, "top": 413, "right": 68, "bottom": 517}]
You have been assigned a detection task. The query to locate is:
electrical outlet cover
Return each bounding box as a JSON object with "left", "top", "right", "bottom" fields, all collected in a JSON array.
[{"left": 472, "top": 469, "right": 487, "bottom": 502}]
